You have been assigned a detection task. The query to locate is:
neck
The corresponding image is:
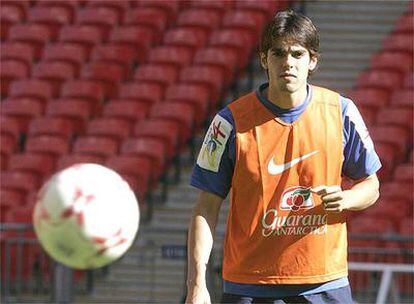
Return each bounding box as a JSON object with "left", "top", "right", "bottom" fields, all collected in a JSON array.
[{"left": 266, "top": 84, "right": 308, "bottom": 109}]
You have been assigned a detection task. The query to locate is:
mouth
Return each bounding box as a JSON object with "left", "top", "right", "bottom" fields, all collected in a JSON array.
[{"left": 279, "top": 73, "right": 296, "bottom": 78}]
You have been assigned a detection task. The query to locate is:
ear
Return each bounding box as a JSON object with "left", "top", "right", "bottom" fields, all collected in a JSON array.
[
  {"left": 260, "top": 52, "right": 268, "bottom": 69},
  {"left": 308, "top": 55, "right": 318, "bottom": 72}
]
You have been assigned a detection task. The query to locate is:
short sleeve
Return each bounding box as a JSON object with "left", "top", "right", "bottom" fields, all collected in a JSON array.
[
  {"left": 190, "top": 107, "right": 236, "bottom": 198},
  {"left": 341, "top": 96, "right": 382, "bottom": 180}
]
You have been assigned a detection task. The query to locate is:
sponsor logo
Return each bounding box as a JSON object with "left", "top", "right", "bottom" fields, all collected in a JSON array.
[
  {"left": 280, "top": 186, "right": 314, "bottom": 211},
  {"left": 267, "top": 150, "right": 318, "bottom": 175}
]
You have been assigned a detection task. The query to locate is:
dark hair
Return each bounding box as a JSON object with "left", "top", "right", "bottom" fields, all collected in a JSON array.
[{"left": 260, "top": 10, "right": 320, "bottom": 59}]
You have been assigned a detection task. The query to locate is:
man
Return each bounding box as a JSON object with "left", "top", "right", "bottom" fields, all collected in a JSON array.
[{"left": 186, "top": 10, "right": 381, "bottom": 304}]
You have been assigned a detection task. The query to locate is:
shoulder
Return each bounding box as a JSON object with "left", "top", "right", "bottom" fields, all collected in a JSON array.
[
  {"left": 227, "top": 91, "right": 261, "bottom": 120},
  {"left": 311, "top": 85, "right": 342, "bottom": 107}
]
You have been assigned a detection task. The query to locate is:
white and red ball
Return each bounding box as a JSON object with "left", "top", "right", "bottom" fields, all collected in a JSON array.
[{"left": 33, "top": 163, "right": 139, "bottom": 269}]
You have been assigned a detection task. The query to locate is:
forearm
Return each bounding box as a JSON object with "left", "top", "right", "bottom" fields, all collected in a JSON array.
[{"left": 344, "top": 174, "right": 380, "bottom": 211}]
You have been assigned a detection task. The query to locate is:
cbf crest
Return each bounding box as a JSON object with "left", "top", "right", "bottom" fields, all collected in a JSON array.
[{"left": 196, "top": 114, "right": 232, "bottom": 172}]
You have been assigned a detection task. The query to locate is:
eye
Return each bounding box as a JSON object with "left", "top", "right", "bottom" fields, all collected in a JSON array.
[
  {"left": 292, "top": 51, "right": 305, "bottom": 58},
  {"left": 272, "top": 49, "right": 285, "bottom": 57}
]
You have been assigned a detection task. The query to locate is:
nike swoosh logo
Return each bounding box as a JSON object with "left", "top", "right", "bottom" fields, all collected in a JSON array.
[{"left": 268, "top": 150, "right": 319, "bottom": 175}]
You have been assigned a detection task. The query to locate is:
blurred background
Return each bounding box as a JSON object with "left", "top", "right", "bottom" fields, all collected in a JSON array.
[{"left": 0, "top": 0, "right": 412, "bottom": 303}]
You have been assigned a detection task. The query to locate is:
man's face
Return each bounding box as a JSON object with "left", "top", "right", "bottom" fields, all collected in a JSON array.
[{"left": 260, "top": 40, "right": 317, "bottom": 94}]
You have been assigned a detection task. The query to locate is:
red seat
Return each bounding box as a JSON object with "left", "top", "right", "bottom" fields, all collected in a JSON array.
[
  {"left": 399, "top": 217, "right": 414, "bottom": 236},
  {"left": 163, "top": 27, "right": 208, "bottom": 52},
  {"left": 165, "top": 83, "right": 210, "bottom": 127},
  {"left": 0, "top": 42, "right": 36, "bottom": 65},
  {"left": 176, "top": 8, "right": 221, "bottom": 34},
  {"left": 45, "top": 99, "right": 93, "bottom": 133},
  {"left": 8, "top": 24, "right": 52, "bottom": 58},
  {"left": 85, "top": 0, "right": 130, "bottom": 20},
  {"left": 35, "top": 0, "right": 82, "bottom": 12},
  {"left": 120, "top": 137, "right": 166, "bottom": 182},
  {"left": 148, "top": 46, "right": 194, "bottom": 70},
  {"left": 0, "top": 116, "right": 20, "bottom": 144},
  {"left": 134, "top": 64, "right": 179, "bottom": 90},
  {"left": 32, "top": 61, "right": 76, "bottom": 95},
  {"left": 91, "top": 44, "right": 136, "bottom": 76},
  {"left": 190, "top": 0, "right": 233, "bottom": 13},
  {"left": 109, "top": 26, "right": 155, "bottom": 63},
  {"left": 102, "top": 101, "right": 148, "bottom": 124},
  {"left": 380, "top": 181, "right": 413, "bottom": 201},
  {"left": 1, "top": 98, "right": 44, "bottom": 132},
  {"left": 28, "top": 117, "right": 75, "bottom": 140},
  {"left": 209, "top": 29, "right": 254, "bottom": 68},
  {"left": 0, "top": 59, "right": 30, "bottom": 95},
  {"left": 383, "top": 33, "right": 413, "bottom": 52},
  {"left": 193, "top": 47, "right": 239, "bottom": 85},
  {"left": 376, "top": 107, "right": 413, "bottom": 133},
  {"left": 235, "top": 0, "right": 281, "bottom": 19},
  {"left": 76, "top": 7, "right": 120, "bottom": 36},
  {"left": 73, "top": 136, "right": 119, "bottom": 160},
  {"left": 222, "top": 11, "right": 266, "bottom": 44},
  {"left": 394, "top": 13, "right": 413, "bottom": 34},
  {"left": 404, "top": 72, "right": 413, "bottom": 89},
  {"left": 1, "top": 3, "right": 25, "bottom": 23},
  {"left": 0, "top": 188, "right": 25, "bottom": 208},
  {"left": 105, "top": 155, "right": 152, "bottom": 201},
  {"left": 81, "top": 62, "right": 125, "bottom": 98},
  {"left": 347, "top": 88, "right": 390, "bottom": 110},
  {"left": 179, "top": 65, "right": 225, "bottom": 103},
  {"left": 61, "top": 80, "right": 105, "bottom": 113},
  {"left": 59, "top": 25, "right": 103, "bottom": 55},
  {"left": 125, "top": 7, "right": 168, "bottom": 37},
  {"left": 149, "top": 102, "right": 195, "bottom": 146},
  {"left": 43, "top": 43, "right": 88, "bottom": 75},
  {"left": 370, "top": 51, "right": 413, "bottom": 73},
  {"left": 348, "top": 217, "right": 394, "bottom": 247},
  {"left": 119, "top": 82, "right": 164, "bottom": 108},
  {"left": 393, "top": 164, "right": 413, "bottom": 183},
  {"left": 362, "top": 197, "right": 410, "bottom": 228},
  {"left": 370, "top": 126, "right": 410, "bottom": 162},
  {"left": 137, "top": 0, "right": 180, "bottom": 24},
  {"left": 374, "top": 142, "right": 397, "bottom": 181},
  {"left": 9, "top": 79, "right": 54, "bottom": 101},
  {"left": 27, "top": 7, "right": 73, "bottom": 38},
  {"left": 390, "top": 89, "right": 413, "bottom": 107},
  {"left": 1, "top": 170, "right": 41, "bottom": 195},
  {"left": 8, "top": 153, "right": 56, "bottom": 182},
  {"left": 1, "top": 133, "right": 18, "bottom": 162},
  {"left": 357, "top": 70, "right": 404, "bottom": 91},
  {"left": 133, "top": 120, "right": 180, "bottom": 160},
  {"left": 25, "top": 135, "right": 70, "bottom": 160},
  {"left": 86, "top": 118, "right": 131, "bottom": 144},
  {"left": 57, "top": 153, "right": 104, "bottom": 170}
]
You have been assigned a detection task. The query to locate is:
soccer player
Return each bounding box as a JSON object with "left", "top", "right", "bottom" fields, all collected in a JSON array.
[{"left": 186, "top": 10, "right": 381, "bottom": 304}]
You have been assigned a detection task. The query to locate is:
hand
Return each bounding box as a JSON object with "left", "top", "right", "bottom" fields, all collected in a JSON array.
[
  {"left": 185, "top": 284, "right": 211, "bottom": 304},
  {"left": 311, "top": 185, "right": 350, "bottom": 213}
]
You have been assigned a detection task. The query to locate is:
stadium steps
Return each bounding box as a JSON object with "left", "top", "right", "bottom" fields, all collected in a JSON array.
[{"left": 305, "top": 0, "right": 408, "bottom": 92}]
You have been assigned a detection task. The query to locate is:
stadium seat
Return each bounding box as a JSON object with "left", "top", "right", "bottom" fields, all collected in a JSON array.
[
  {"left": 90, "top": 44, "right": 137, "bottom": 76},
  {"left": 136, "top": 0, "right": 180, "bottom": 24},
  {"left": 235, "top": 0, "right": 281, "bottom": 19},
  {"left": 383, "top": 33, "right": 413, "bottom": 52},
  {"left": 1, "top": 98, "right": 45, "bottom": 132},
  {"left": 59, "top": 25, "right": 103, "bottom": 56},
  {"left": 57, "top": 154, "right": 104, "bottom": 170},
  {"left": 73, "top": 136, "right": 119, "bottom": 160},
  {"left": 0, "top": 59, "right": 30, "bottom": 95},
  {"left": 86, "top": 118, "right": 132, "bottom": 144},
  {"left": 1, "top": 170, "right": 40, "bottom": 195},
  {"left": 163, "top": 27, "right": 208, "bottom": 53},
  {"left": 393, "top": 164, "right": 413, "bottom": 183},
  {"left": 0, "top": 42, "right": 36, "bottom": 66},
  {"left": 376, "top": 107, "right": 413, "bottom": 134},
  {"left": 370, "top": 126, "right": 410, "bottom": 163},
  {"left": 347, "top": 88, "right": 390, "bottom": 110},
  {"left": 0, "top": 116, "right": 20, "bottom": 145},
  {"left": 119, "top": 82, "right": 164, "bottom": 107},
  {"left": 9, "top": 79, "right": 54, "bottom": 101},
  {"left": 28, "top": 117, "right": 75, "bottom": 140},
  {"left": 134, "top": 64, "right": 179, "bottom": 90},
  {"left": 1, "top": 134, "right": 18, "bottom": 163},
  {"left": 75, "top": 7, "right": 120, "bottom": 36},
  {"left": 380, "top": 181, "right": 413, "bottom": 201},
  {"left": 190, "top": 0, "right": 234, "bottom": 13},
  {"left": 8, "top": 24, "right": 53, "bottom": 58},
  {"left": 85, "top": 0, "right": 130, "bottom": 20},
  {"left": 25, "top": 135, "right": 70, "bottom": 160},
  {"left": 370, "top": 51, "right": 413, "bottom": 73},
  {"left": 176, "top": 8, "right": 222, "bottom": 35},
  {"left": 393, "top": 13, "right": 413, "bottom": 34},
  {"left": 43, "top": 43, "right": 88, "bottom": 75},
  {"left": 222, "top": 11, "right": 266, "bottom": 44},
  {"left": 348, "top": 216, "right": 394, "bottom": 247},
  {"left": 109, "top": 26, "right": 155, "bottom": 63},
  {"left": 357, "top": 69, "right": 404, "bottom": 91},
  {"left": 7, "top": 153, "right": 56, "bottom": 182},
  {"left": 45, "top": 99, "right": 93, "bottom": 133},
  {"left": 147, "top": 46, "right": 194, "bottom": 70},
  {"left": 102, "top": 101, "right": 148, "bottom": 125},
  {"left": 193, "top": 47, "right": 239, "bottom": 85},
  {"left": 81, "top": 62, "right": 125, "bottom": 98},
  {"left": 399, "top": 217, "right": 414, "bottom": 237},
  {"left": 120, "top": 137, "right": 166, "bottom": 183},
  {"left": 179, "top": 65, "right": 225, "bottom": 103},
  {"left": 32, "top": 61, "right": 76, "bottom": 95},
  {"left": 0, "top": 3, "right": 25, "bottom": 40},
  {"left": 125, "top": 7, "right": 168, "bottom": 37},
  {"left": 404, "top": 72, "right": 413, "bottom": 89},
  {"left": 363, "top": 197, "right": 410, "bottom": 228},
  {"left": 27, "top": 7, "right": 73, "bottom": 38},
  {"left": 149, "top": 102, "right": 195, "bottom": 147},
  {"left": 389, "top": 89, "right": 413, "bottom": 107},
  {"left": 60, "top": 80, "right": 105, "bottom": 114},
  {"left": 0, "top": 188, "right": 25, "bottom": 208},
  {"left": 374, "top": 142, "right": 397, "bottom": 181}
]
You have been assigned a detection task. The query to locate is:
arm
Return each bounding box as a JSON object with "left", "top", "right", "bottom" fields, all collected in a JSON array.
[
  {"left": 312, "top": 173, "right": 380, "bottom": 212},
  {"left": 186, "top": 190, "right": 223, "bottom": 304}
]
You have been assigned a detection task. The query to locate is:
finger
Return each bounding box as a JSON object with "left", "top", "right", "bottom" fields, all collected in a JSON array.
[
  {"left": 323, "top": 202, "right": 341, "bottom": 208},
  {"left": 311, "top": 185, "right": 341, "bottom": 195},
  {"left": 321, "top": 193, "right": 342, "bottom": 202}
]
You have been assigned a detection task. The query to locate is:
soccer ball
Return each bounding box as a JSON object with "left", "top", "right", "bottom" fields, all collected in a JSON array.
[{"left": 33, "top": 163, "right": 140, "bottom": 269}]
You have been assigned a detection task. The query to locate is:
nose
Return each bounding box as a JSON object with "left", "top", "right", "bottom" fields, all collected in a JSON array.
[{"left": 283, "top": 54, "right": 295, "bottom": 68}]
